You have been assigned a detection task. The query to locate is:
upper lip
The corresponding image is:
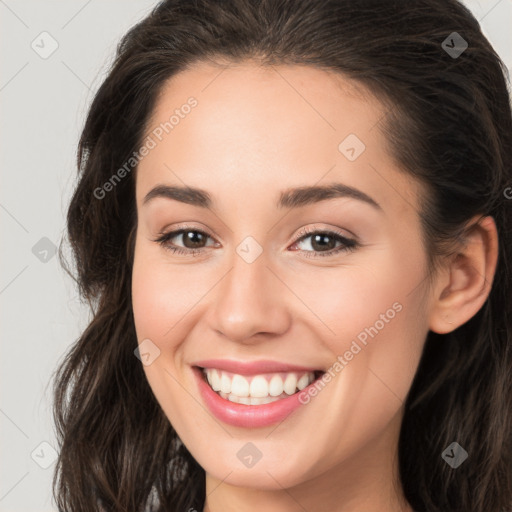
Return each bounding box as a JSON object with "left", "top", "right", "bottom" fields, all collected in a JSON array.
[{"left": 193, "top": 358, "right": 323, "bottom": 375}]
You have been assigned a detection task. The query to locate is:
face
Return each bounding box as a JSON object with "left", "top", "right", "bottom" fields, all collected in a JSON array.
[{"left": 132, "top": 61, "right": 432, "bottom": 494}]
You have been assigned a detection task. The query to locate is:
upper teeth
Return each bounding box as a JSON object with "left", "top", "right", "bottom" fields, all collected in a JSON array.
[{"left": 203, "top": 368, "right": 315, "bottom": 398}]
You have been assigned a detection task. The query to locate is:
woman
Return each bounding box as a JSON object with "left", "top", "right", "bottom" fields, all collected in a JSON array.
[{"left": 52, "top": 0, "right": 512, "bottom": 510}]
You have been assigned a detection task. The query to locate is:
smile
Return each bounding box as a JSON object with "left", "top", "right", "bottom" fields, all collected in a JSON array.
[
  {"left": 203, "top": 368, "right": 318, "bottom": 404},
  {"left": 192, "top": 360, "right": 325, "bottom": 428}
]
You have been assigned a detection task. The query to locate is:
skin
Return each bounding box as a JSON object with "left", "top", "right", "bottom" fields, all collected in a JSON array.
[{"left": 131, "top": 60, "right": 498, "bottom": 512}]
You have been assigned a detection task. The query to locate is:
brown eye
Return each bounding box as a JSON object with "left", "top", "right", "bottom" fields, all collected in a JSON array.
[
  {"left": 153, "top": 228, "right": 218, "bottom": 255},
  {"left": 290, "top": 228, "right": 359, "bottom": 258},
  {"left": 308, "top": 233, "right": 338, "bottom": 252},
  {"left": 180, "top": 230, "right": 208, "bottom": 249}
]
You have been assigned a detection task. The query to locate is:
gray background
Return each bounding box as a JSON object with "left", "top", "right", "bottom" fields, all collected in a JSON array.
[{"left": 1, "top": 1, "right": 511, "bottom": 510}]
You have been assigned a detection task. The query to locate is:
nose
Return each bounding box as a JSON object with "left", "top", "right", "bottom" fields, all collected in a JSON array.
[{"left": 207, "top": 248, "right": 292, "bottom": 344}]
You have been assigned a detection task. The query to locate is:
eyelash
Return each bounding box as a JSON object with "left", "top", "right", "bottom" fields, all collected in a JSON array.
[
  {"left": 152, "top": 225, "right": 359, "bottom": 258},
  {"left": 291, "top": 226, "right": 358, "bottom": 258}
]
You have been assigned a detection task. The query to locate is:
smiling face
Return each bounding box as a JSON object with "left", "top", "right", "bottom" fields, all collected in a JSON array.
[{"left": 131, "top": 60, "right": 433, "bottom": 505}]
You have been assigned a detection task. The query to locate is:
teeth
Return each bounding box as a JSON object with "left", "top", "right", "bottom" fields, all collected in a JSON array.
[
  {"left": 250, "top": 375, "right": 268, "bottom": 397},
  {"left": 219, "top": 392, "right": 283, "bottom": 405},
  {"left": 231, "top": 374, "right": 250, "bottom": 397},
  {"left": 220, "top": 373, "right": 231, "bottom": 394},
  {"left": 209, "top": 369, "right": 221, "bottom": 391},
  {"left": 269, "top": 375, "right": 283, "bottom": 396},
  {"left": 297, "top": 373, "right": 310, "bottom": 390},
  {"left": 204, "top": 368, "right": 317, "bottom": 402},
  {"left": 283, "top": 373, "right": 297, "bottom": 395}
]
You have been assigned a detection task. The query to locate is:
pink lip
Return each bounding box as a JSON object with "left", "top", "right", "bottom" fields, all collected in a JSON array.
[
  {"left": 193, "top": 358, "right": 321, "bottom": 375},
  {"left": 192, "top": 366, "right": 318, "bottom": 428}
]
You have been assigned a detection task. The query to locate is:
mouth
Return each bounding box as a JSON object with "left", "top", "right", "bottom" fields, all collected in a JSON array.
[
  {"left": 192, "top": 364, "right": 326, "bottom": 428},
  {"left": 198, "top": 367, "right": 325, "bottom": 405}
]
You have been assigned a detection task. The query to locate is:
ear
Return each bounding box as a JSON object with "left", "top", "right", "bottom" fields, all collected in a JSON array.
[{"left": 428, "top": 215, "right": 499, "bottom": 334}]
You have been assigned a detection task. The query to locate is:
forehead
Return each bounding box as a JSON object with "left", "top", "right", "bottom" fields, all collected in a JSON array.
[
  {"left": 135, "top": 61, "right": 421, "bottom": 217},
  {"left": 144, "top": 60, "right": 381, "bottom": 148}
]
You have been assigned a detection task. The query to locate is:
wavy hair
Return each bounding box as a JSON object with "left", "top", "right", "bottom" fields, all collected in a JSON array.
[{"left": 52, "top": 0, "right": 512, "bottom": 510}]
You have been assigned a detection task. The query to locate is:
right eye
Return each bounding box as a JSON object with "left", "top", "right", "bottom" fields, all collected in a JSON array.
[{"left": 153, "top": 228, "right": 219, "bottom": 255}]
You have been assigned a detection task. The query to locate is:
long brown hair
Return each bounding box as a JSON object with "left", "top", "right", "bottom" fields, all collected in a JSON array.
[{"left": 52, "top": 1, "right": 512, "bottom": 510}]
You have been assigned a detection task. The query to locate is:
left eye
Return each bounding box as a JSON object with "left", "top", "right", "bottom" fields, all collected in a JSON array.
[{"left": 290, "top": 229, "right": 358, "bottom": 257}]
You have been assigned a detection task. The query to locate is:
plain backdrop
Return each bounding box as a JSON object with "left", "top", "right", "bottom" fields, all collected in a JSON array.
[{"left": 1, "top": 1, "right": 511, "bottom": 510}]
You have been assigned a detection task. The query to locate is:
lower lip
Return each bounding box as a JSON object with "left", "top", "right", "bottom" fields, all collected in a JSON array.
[{"left": 193, "top": 366, "right": 317, "bottom": 428}]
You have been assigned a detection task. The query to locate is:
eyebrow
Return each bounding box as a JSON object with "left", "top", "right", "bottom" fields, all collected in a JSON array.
[{"left": 142, "top": 182, "right": 382, "bottom": 211}]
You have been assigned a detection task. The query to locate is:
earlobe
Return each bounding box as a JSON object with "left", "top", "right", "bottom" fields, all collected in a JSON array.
[{"left": 428, "top": 215, "right": 498, "bottom": 335}]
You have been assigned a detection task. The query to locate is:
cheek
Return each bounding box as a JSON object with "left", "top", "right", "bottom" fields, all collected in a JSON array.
[
  {"left": 289, "top": 258, "right": 416, "bottom": 345},
  {"left": 131, "top": 246, "right": 196, "bottom": 419},
  {"left": 131, "top": 245, "right": 207, "bottom": 343},
  {"left": 298, "top": 248, "right": 427, "bottom": 397}
]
